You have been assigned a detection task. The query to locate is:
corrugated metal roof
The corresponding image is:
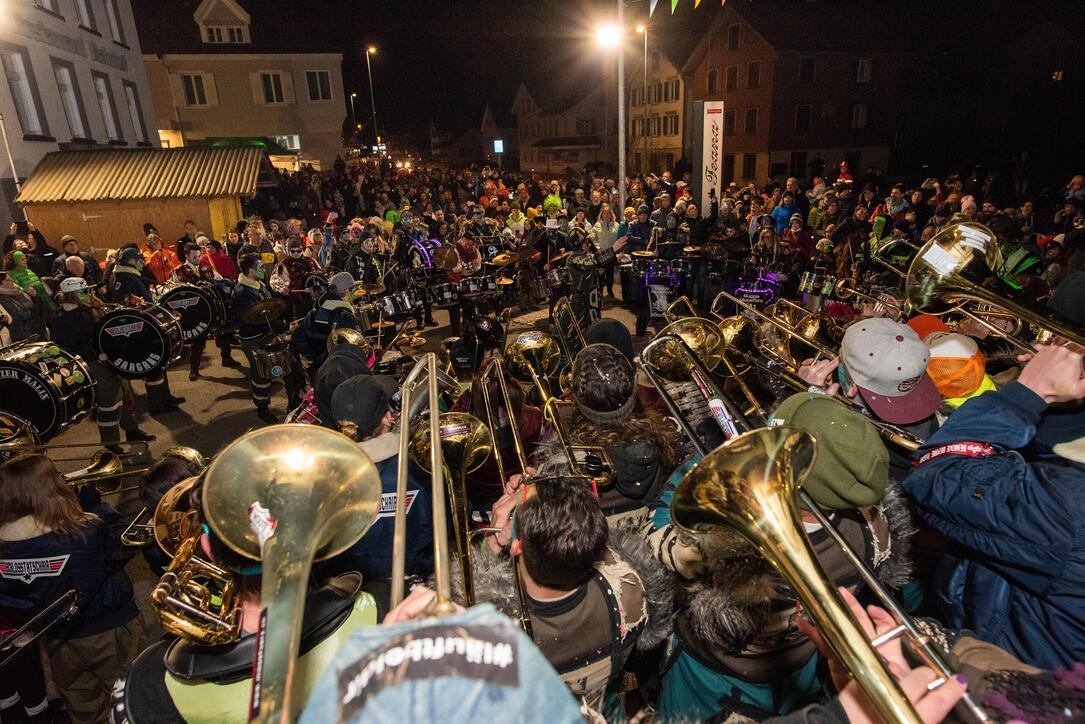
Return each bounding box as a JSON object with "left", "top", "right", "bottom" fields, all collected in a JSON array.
[{"left": 16, "top": 147, "right": 268, "bottom": 204}]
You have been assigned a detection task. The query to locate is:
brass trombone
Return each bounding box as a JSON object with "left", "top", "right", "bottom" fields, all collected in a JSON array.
[
  {"left": 552, "top": 296, "right": 587, "bottom": 362},
  {"left": 871, "top": 237, "right": 919, "bottom": 279},
  {"left": 907, "top": 221, "right": 1085, "bottom": 354},
  {"left": 663, "top": 295, "right": 700, "bottom": 323},
  {"left": 120, "top": 447, "right": 209, "bottom": 547},
  {"left": 667, "top": 400, "right": 988, "bottom": 721},
  {"left": 0, "top": 589, "right": 78, "bottom": 670},
  {"left": 832, "top": 279, "right": 907, "bottom": 318}
]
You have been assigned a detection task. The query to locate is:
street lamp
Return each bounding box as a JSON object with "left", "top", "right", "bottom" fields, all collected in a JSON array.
[
  {"left": 636, "top": 25, "right": 648, "bottom": 174},
  {"left": 364, "top": 46, "right": 380, "bottom": 149},
  {"left": 594, "top": 11, "right": 626, "bottom": 207},
  {"left": 349, "top": 92, "right": 357, "bottom": 127}
]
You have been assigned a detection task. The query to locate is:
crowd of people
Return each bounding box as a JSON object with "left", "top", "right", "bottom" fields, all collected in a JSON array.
[{"left": 0, "top": 156, "right": 1084, "bottom": 723}]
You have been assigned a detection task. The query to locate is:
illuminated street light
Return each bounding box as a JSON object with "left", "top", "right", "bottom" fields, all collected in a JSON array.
[
  {"left": 365, "top": 46, "right": 380, "bottom": 148},
  {"left": 596, "top": 24, "right": 620, "bottom": 47}
]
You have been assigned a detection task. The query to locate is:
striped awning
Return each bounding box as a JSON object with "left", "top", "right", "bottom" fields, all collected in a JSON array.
[{"left": 16, "top": 147, "right": 272, "bottom": 204}]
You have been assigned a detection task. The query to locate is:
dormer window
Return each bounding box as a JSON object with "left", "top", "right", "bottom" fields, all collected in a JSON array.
[{"left": 195, "top": 0, "right": 251, "bottom": 45}]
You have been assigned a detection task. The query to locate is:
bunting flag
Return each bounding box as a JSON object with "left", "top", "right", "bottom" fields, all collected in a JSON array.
[
  {"left": 671, "top": 0, "right": 679, "bottom": 12},
  {"left": 694, "top": 0, "right": 702, "bottom": 6},
  {"left": 649, "top": 0, "right": 658, "bottom": 15}
]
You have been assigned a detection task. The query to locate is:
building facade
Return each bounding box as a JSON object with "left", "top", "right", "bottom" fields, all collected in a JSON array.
[
  {"left": 512, "top": 83, "right": 618, "bottom": 175},
  {"left": 137, "top": 0, "right": 345, "bottom": 169},
  {"left": 0, "top": 0, "right": 156, "bottom": 229},
  {"left": 683, "top": 1, "right": 906, "bottom": 184},
  {"left": 628, "top": 48, "right": 685, "bottom": 174}
]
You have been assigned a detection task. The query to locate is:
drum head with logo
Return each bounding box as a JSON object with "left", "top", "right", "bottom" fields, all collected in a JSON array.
[
  {"left": 95, "top": 307, "right": 180, "bottom": 379},
  {"left": 0, "top": 343, "right": 94, "bottom": 439},
  {"left": 158, "top": 284, "right": 219, "bottom": 343}
]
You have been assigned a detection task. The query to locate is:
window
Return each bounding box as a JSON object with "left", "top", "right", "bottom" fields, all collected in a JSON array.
[
  {"left": 261, "top": 72, "right": 285, "bottom": 104},
  {"left": 723, "top": 109, "right": 736, "bottom": 135},
  {"left": 799, "top": 56, "right": 816, "bottom": 84},
  {"left": 744, "top": 107, "right": 758, "bottom": 134},
  {"left": 207, "top": 26, "right": 224, "bottom": 43},
  {"left": 670, "top": 79, "right": 680, "bottom": 100},
  {"left": 707, "top": 69, "right": 719, "bottom": 94},
  {"left": 181, "top": 73, "right": 209, "bottom": 106},
  {"left": 104, "top": 0, "right": 126, "bottom": 44},
  {"left": 727, "top": 23, "right": 740, "bottom": 51},
  {"left": 306, "top": 70, "right": 332, "bottom": 101},
  {"left": 272, "top": 135, "right": 301, "bottom": 151},
  {"left": 122, "top": 82, "right": 147, "bottom": 143},
  {"left": 741, "top": 153, "right": 756, "bottom": 179},
  {"left": 227, "top": 26, "right": 245, "bottom": 43},
  {"left": 664, "top": 113, "right": 679, "bottom": 136},
  {"left": 747, "top": 61, "right": 761, "bottom": 89},
  {"left": 575, "top": 117, "right": 596, "bottom": 135},
  {"left": 75, "top": 0, "right": 96, "bottom": 30},
  {"left": 794, "top": 104, "right": 812, "bottom": 132},
  {"left": 52, "top": 61, "right": 90, "bottom": 139},
  {"left": 725, "top": 65, "right": 738, "bottom": 92},
  {"left": 93, "top": 73, "right": 122, "bottom": 141},
  {"left": 654, "top": 82, "right": 663, "bottom": 103},
  {"left": 206, "top": 25, "right": 247, "bottom": 43},
  {"left": 33, "top": 0, "right": 60, "bottom": 13},
  {"left": 0, "top": 46, "right": 48, "bottom": 137},
  {"left": 856, "top": 56, "right": 872, "bottom": 84},
  {"left": 1051, "top": 70, "right": 1064, "bottom": 81},
  {"left": 851, "top": 104, "right": 868, "bottom": 129}
]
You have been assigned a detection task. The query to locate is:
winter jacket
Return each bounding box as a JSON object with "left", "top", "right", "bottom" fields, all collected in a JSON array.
[
  {"left": 0, "top": 497, "right": 138, "bottom": 639},
  {"left": 108, "top": 265, "right": 153, "bottom": 303},
  {"left": 290, "top": 298, "right": 361, "bottom": 363},
  {"left": 316, "top": 432, "right": 433, "bottom": 582},
  {"left": 903, "top": 381, "right": 1085, "bottom": 669}
]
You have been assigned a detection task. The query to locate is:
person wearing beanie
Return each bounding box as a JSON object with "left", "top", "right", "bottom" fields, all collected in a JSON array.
[
  {"left": 290, "top": 271, "right": 364, "bottom": 370},
  {"left": 51, "top": 235, "right": 100, "bottom": 286},
  {"left": 781, "top": 212, "right": 816, "bottom": 262},
  {"left": 318, "top": 375, "right": 433, "bottom": 583},
  {"left": 6, "top": 250, "right": 54, "bottom": 312},
  {"left": 536, "top": 343, "right": 678, "bottom": 527},
  {"left": 48, "top": 277, "right": 156, "bottom": 449},
  {"left": 904, "top": 344, "right": 1085, "bottom": 669},
  {"left": 172, "top": 241, "right": 235, "bottom": 379}
]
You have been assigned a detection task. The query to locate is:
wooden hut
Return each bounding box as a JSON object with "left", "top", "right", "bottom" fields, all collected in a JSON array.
[{"left": 15, "top": 147, "right": 275, "bottom": 255}]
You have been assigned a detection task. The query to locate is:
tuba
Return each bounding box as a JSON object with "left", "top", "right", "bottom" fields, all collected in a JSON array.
[{"left": 201, "top": 425, "right": 381, "bottom": 723}]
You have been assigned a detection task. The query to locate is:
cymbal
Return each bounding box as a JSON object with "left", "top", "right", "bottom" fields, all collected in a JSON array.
[
  {"left": 496, "top": 277, "right": 515, "bottom": 286},
  {"left": 366, "top": 320, "right": 397, "bottom": 331},
  {"left": 632, "top": 250, "right": 657, "bottom": 258},
  {"left": 489, "top": 253, "right": 514, "bottom": 267},
  {"left": 358, "top": 280, "right": 385, "bottom": 294},
  {"left": 435, "top": 246, "right": 459, "bottom": 271},
  {"left": 241, "top": 298, "right": 287, "bottom": 325},
  {"left": 683, "top": 246, "right": 702, "bottom": 254},
  {"left": 397, "top": 333, "right": 426, "bottom": 348},
  {"left": 549, "top": 250, "right": 571, "bottom": 263}
]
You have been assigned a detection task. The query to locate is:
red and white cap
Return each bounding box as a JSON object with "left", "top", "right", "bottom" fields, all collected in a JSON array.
[{"left": 841, "top": 318, "right": 940, "bottom": 425}]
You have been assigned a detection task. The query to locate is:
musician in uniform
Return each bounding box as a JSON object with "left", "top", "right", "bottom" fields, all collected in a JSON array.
[
  {"left": 345, "top": 232, "right": 384, "bottom": 285},
  {"left": 48, "top": 277, "right": 155, "bottom": 450},
  {"left": 0, "top": 455, "right": 144, "bottom": 724},
  {"left": 276, "top": 238, "right": 321, "bottom": 320},
  {"left": 231, "top": 254, "right": 284, "bottom": 424},
  {"left": 291, "top": 272, "right": 363, "bottom": 370},
  {"left": 476, "top": 477, "right": 669, "bottom": 717},
  {"left": 109, "top": 475, "right": 384, "bottom": 724},
  {"left": 649, "top": 394, "right": 912, "bottom": 721},
  {"left": 392, "top": 212, "right": 438, "bottom": 329},
  {"left": 626, "top": 206, "right": 657, "bottom": 336},
  {"left": 108, "top": 247, "right": 184, "bottom": 415},
  {"left": 445, "top": 235, "right": 481, "bottom": 337},
  {"left": 171, "top": 242, "right": 231, "bottom": 381}
]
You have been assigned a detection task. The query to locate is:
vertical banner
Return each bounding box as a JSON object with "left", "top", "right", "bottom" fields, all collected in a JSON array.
[{"left": 697, "top": 100, "right": 724, "bottom": 210}]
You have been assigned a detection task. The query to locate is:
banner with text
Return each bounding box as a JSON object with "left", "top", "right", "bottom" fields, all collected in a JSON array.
[{"left": 699, "top": 101, "right": 724, "bottom": 210}]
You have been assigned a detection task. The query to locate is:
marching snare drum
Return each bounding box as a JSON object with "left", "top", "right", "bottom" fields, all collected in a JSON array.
[
  {"left": 155, "top": 281, "right": 224, "bottom": 344},
  {"left": 95, "top": 305, "right": 183, "bottom": 379},
  {"left": 631, "top": 251, "right": 656, "bottom": 278},
  {"left": 0, "top": 341, "right": 95, "bottom": 439},
  {"left": 251, "top": 334, "right": 294, "bottom": 381},
  {"left": 429, "top": 282, "right": 461, "bottom": 308},
  {"left": 545, "top": 266, "right": 571, "bottom": 290},
  {"left": 460, "top": 275, "right": 485, "bottom": 295},
  {"left": 530, "top": 276, "right": 548, "bottom": 304},
  {"left": 391, "top": 288, "right": 423, "bottom": 315}
]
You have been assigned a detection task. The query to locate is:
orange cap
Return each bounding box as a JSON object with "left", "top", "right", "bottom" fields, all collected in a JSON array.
[{"left": 907, "top": 314, "right": 949, "bottom": 342}]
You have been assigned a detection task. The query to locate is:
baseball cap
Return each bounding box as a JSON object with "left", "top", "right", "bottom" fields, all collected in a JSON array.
[
  {"left": 905, "top": 314, "right": 949, "bottom": 343},
  {"left": 59, "top": 276, "right": 87, "bottom": 293},
  {"left": 331, "top": 375, "right": 398, "bottom": 439},
  {"left": 769, "top": 393, "right": 889, "bottom": 509},
  {"left": 329, "top": 271, "right": 358, "bottom": 296},
  {"left": 118, "top": 247, "right": 143, "bottom": 265},
  {"left": 925, "top": 331, "right": 986, "bottom": 399},
  {"left": 840, "top": 318, "right": 940, "bottom": 425}
]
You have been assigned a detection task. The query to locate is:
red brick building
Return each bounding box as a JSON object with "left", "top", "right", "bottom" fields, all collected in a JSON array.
[{"left": 682, "top": 0, "right": 911, "bottom": 184}]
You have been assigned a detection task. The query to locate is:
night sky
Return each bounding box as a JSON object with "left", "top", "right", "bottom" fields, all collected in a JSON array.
[{"left": 320, "top": 0, "right": 716, "bottom": 143}]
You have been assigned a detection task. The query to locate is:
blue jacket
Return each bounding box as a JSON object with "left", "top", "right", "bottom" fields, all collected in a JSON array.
[
  {"left": 0, "top": 494, "right": 138, "bottom": 639},
  {"left": 771, "top": 204, "right": 797, "bottom": 234},
  {"left": 317, "top": 433, "right": 434, "bottom": 583},
  {"left": 903, "top": 381, "right": 1085, "bottom": 669}
]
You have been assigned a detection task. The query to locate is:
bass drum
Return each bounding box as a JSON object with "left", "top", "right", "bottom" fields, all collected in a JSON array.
[
  {"left": 156, "top": 282, "right": 224, "bottom": 344},
  {"left": 95, "top": 305, "right": 183, "bottom": 379},
  {"left": 0, "top": 341, "right": 95, "bottom": 440}
]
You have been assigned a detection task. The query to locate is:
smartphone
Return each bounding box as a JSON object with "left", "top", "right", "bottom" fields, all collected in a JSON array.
[{"left": 14, "top": 219, "right": 29, "bottom": 236}]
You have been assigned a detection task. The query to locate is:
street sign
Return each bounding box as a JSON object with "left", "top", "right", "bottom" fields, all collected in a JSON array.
[{"left": 493, "top": 139, "right": 504, "bottom": 154}]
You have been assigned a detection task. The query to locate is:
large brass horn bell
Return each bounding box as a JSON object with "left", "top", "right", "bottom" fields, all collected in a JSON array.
[{"left": 643, "top": 316, "right": 724, "bottom": 383}]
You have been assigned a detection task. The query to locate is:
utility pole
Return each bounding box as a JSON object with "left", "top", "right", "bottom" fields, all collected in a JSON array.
[{"left": 617, "top": 0, "right": 626, "bottom": 207}]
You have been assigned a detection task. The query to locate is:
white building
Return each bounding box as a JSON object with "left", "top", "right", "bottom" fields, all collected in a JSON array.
[
  {"left": 138, "top": 0, "right": 346, "bottom": 170},
  {"left": 0, "top": 0, "right": 156, "bottom": 229}
]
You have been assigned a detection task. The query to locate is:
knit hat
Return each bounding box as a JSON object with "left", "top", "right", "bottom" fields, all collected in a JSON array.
[
  {"left": 789, "top": 213, "right": 804, "bottom": 224},
  {"left": 118, "top": 247, "right": 143, "bottom": 265},
  {"left": 142, "top": 223, "right": 157, "bottom": 236},
  {"left": 769, "top": 393, "right": 889, "bottom": 508},
  {"left": 331, "top": 375, "right": 398, "bottom": 439},
  {"left": 313, "top": 346, "right": 373, "bottom": 424},
  {"left": 584, "top": 318, "right": 634, "bottom": 364},
  {"left": 571, "top": 344, "right": 637, "bottom": 424},
  {"left": 925, "top": 332, "right": 987, "bottom": 399},
  {"left": 637, "top": 204, "right": 650, "bottom": 215},
  {"left": 60, "top": 234, "right": 77, "bottom": 246},
  {"left": 840, "top": 318, "right": 940, "bottom": 425}
]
